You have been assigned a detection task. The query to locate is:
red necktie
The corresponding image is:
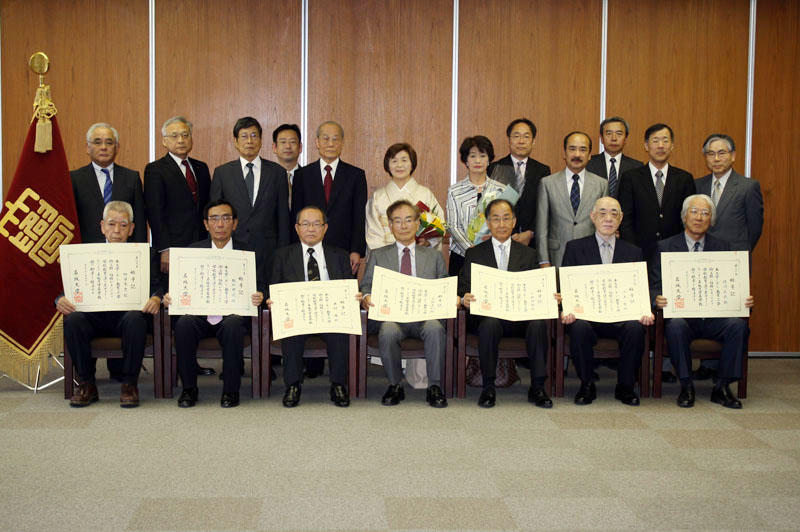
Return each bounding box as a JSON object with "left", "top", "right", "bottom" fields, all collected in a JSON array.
[
  {"left": 323, "top": 164, "right": 333, "bottom": 204},
  {"left": 400, "top": 247, "right": 412, "bottom": 275},
  {"left": 183, "top": 160, "right": 198, "bottom": 204}
]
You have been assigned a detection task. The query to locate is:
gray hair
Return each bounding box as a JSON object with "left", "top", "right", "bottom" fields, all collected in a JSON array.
[
  {"left": 86, "top": 123, "right": 119, "bottom": 144},
  {"left": 316, "top": 120, "right": 344, "bottom": 138},
  {"left": 702, "top": 133, "right": 735, "bottom": 153},
  {"left": 161, "top": 116, "right": 193, "bottom": 136},
  {"left": 103, "top": 200, "right": 134, "bottom": 223},
  {"left": 681, "top": 194, "right": 716, "bottom": 226}
]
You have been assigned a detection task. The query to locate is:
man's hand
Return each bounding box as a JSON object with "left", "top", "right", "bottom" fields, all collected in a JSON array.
[
  {"left": 561, "top": 312, "right": 576, "bottom": 325},
  {"left": 56, "top": 296, "right": 76, "bottom": 316},
  {"left": 745, "top": 295, "right": 754, "bottom": 308},
  {"left": 511, "top": 230, "right": 533, "bottom": 246},
  {"left": 639, "top": 313, "right": 655, "bottom": 326},
  {"left": 655, "top": 295, "right": 667, "bottom": 309},
  {"left": 540, "top": 262, "right": 552, "bottom": 268},
  {"left": 455, "top": 295, "right": 462, "bottom": 308},
  {"left": 349, "top": 252, "right": 361, "bottom": 274},
  {"left": 252, "top": 292, "right": 264, "bottom": 307},
  {"left": 462, "top": 293, "right": 476, "bottom": 309},
  {"left": 160, "top": 250, "right": 170, "bottom": 273},
  {"left": 163, "top": 293, "right": 172, "bottom": 307},
  {"left": 265, "top": 298, "right": 273, "bottom": 310},
  {"left": 355, "top": 292, "right": 363, "bottom": 303},
  {"left": 554, "top": 292, "right": 562, "bottom": 305},
  {"left": 142, "top": 296, "right": 161, "bottom": 315},
  {"left": 361, "top": 294, "right": 373, "bottom": 310}
]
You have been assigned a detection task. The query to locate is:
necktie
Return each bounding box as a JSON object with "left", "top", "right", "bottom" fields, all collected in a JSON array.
[
  {"left": 287, "top": 170, "right": 293, "bottom": 206},
  {"left": 712, "top": 179, "right": 721, "bottom": 205},
  {"left": 608, "top": 158, "right": 618, "bottom": 198},
  {"left": 182, "top": 160, "right": 198, "bottom": 204},
  {"left": 515, "top": 161, "right": 525, "bottom": 193},
  {"left": 600, "top": 241, "right": 612, "bottom": 264},
  {"left": 307, "top": 248, "right": 320, "bottom": 281},
  {"left": 323, "top": 165, "right": 333, "bottom": 204},
  {"left": 655, "top": 170, "right": 664, "bottom": 206},
  {"left": 245, "top": 162, "right": 255, "bottom": 205},
  {"left": 498, "top": 243, "right": 508, "bottom": 271},
  {"left": 101, "top": 168, "right": 112, "bottom": 204},
  {"left": 570, "top": 174, "right": 580, "bottom": 215},
  {"left": 693, "top": 241, "right": 700, "bottom": 252},
  {"left": 400, "top": 247, "right": 412, "bottom": 275}
]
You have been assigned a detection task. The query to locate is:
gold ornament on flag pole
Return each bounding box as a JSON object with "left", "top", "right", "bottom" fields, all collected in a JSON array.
[{"left": 29, "top": 52, "right": 57, "bottom": 153}]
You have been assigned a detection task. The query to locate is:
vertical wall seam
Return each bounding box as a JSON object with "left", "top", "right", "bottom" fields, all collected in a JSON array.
[
  {"left": 599, "top": 0, "right": 608, "bottom": 144},
  {"left": 148, "top": 0, "right": 156, "bottom": 163},
  {"left": 301, "top": 0, "right": 309, "bottom": 167},
  {"left": 745, "top": 0, "right": 757, "bottom": 176},
  {"left": 450, "top": 0, "right": 459, "bottom": 185}
]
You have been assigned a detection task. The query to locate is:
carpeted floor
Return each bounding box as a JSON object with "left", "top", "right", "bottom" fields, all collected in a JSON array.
[{"left": 1, "top": 357, "right": 799, "bottom": 531}]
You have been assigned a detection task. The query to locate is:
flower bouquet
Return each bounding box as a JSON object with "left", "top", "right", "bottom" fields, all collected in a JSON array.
[
  {"left": 466, "top": 186, "right": 520, "bottom": 244},
  {"left": 415, "top": 201, "right": 446, "bottom": 242}
]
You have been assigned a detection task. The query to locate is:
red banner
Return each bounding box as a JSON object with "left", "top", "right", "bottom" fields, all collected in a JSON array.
[{"left": 0, "top": 117, "right": 79, "bottom": 385}]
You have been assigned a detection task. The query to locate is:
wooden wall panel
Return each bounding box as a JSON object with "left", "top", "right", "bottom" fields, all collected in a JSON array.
[
  {"left": 606, "top": 0, "right": 749, "bottom": 178},
  {"left": 457, "top": 0, "right": 602, "bottom": 175},
  {"left": 750, "top": 0, "right": 800, "bottom": 352},
  {"left": 307, "top": 0, "right": 453, "bottom": 204},
  {"left": 155, "top": 0, "right": 301, "bottom": 173},
  {"left": 1, "top": 0, "right": 148, "bottom": 197}
]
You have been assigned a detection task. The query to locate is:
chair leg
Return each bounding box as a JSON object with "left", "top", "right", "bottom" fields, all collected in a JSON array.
[{"left": 63, "top": 344, "right": 74, "bottom": 399}]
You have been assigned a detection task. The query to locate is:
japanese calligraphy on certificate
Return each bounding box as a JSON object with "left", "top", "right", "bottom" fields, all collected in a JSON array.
[
  {"left": 559, "top": 262, "right": 651, "bottom": 323},
  {"left": 269, "top": 279, "right": 361, "bottom": 340},
  {"left": 59, "top": 243, "right": 150, "bottom": 312},
  {"left": 168, "top": 247, "right": 257, "bottom": 316},
  {"left": 661, "top": 251, "right": 750, "bottom": 318},
  {"left": 368, "top": 266, "right": 458, "bottom": 322},
  {"left": 469, "top": 263, "right": 558, "bottom": 321}
]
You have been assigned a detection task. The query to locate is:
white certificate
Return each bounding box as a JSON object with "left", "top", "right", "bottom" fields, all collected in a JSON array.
[
  {"left": 269, "top": 279, "right": 361, "bottom": 340},
  {"left": 559, "top": 262, "right": 651, "bottom": 323},
  {"left": 661, "top": 251, "right": 750, "bottom": 318},
  {"left": 168, "top": 247, "right": 257, "bottom": 316},
  {"left": 59, "top": 243, "right": 151, "bottom": 312},
  {"left": 368, "top": 266, "right": 458, "bottom": 322},
  {"left": 469, "top": 263, "right": 558, "bottom": 321}
]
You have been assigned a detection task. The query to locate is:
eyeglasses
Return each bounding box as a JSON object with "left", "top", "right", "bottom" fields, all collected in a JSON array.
[
  {"left": 595, "top": 209, "right": 621, "bottom": 219},
  {"left": 298, "top": 221, "right": 325, "bottom": 229},
  {"left": 165, "top": 132, "right": 191, "bottom": 140},
  {"left": 207, "top": 215, "right": 233, "bottom": 223},
  {"left": 704, "top": 150, "right": 730, "bottom": 158},
  {"left": 688, "top": 208, "right": 711, "bottom": 218},
  {"left": 105, "top": 221, "right": 129, "bottom": 229},
  {"left": 488, "top": 215, "right": 514, "bottom": 223},
  {"left": 390, "top": 217, "right": 415, "bottom": 226},
  {"left": 90, "top": 138, "right": 115, "bottom": 146},
  {"left": 237, "top": 132, "right": 260, "bottom": 141}
]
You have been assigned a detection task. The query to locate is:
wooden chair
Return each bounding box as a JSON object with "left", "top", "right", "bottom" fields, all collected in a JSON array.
[
  {"left": 162, "top": 309, "right": 262, "bottom": 398},
  {"left": 553, "top": 318, "right": 650, "bottom": 398},
  {"left": 63, "top": 307, "right": 164, "bottom": 399},
  {"left": 455, "top": 309, "right": 554, "bottom": 398},
  {"left": 260, "top": 308, "right": 358, "bottom": 398},
  {"left": 653, "top": 310, "right": 749, "bottom": 398},
  {"left": 357, "top": 309, "right": 455, "bottom": 399}
]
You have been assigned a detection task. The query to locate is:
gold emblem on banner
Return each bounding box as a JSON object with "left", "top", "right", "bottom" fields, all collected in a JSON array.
[{"left": 30, "top": 52, "right": 57, "bottom": 153}]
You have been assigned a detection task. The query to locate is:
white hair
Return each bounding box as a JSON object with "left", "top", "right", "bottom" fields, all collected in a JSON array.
[
  {"left": 161, "top": 116, "right": 193, "bottom": 136},
  {"left": 86, "top": 122, "right": 119, "bottom": 144},
  {"left": 681, "top": 194, "right": 716, "bottom": 226},
  {"left": 103, "top": 200, "right": 133, "bottom": 223}
]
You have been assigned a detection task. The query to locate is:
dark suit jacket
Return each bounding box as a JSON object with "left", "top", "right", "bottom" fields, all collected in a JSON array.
[
  {"left": 618, "top": 163, "right": 695, "bottom": 262},
  {"left": 561, "top": 234, "right": 643, "bottom": 267},
  {"left": 648, "top": 232, "right": 730, "bottom": 305},
  {"left": 187, "top": 238, "right": 266, "bottom": 295},
  {"left": 144, "top": 154, "right": 211, "bottom": 252},
  {"left": 70, "top": 163, "right": 147, "bottom": 243},
  {"left": 210, "top": 157, "right": 290, "bottom": 282},
  {"left": 586, "top": 153, "right": 644, "bottom": 181},
  {"left": 269, "top": 243, "right": 353, "bottom": 297},
  {"left": 291, "top": 159, "right": 368, "bottom": 256},
  {"left": 458, "top": 239, "right": 538, "bottom": 297},
  {"left": 695, "top": 171, "right": 763, "bottom": 251},
  {"left": 489, "top": 154, "right": 551, "bottom": 238}
]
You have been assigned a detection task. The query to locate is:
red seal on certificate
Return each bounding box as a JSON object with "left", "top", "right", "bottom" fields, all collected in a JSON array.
[
  {"left": 481, "top": 302, "right": 491, "bottom": 311},
  {"left": 574, "top": 306, "right": 584, "bottom": 314},
  {"left": 180, "top": 295, "right": 191, "bottom": 305},
  {"left": 380, "top": 306, "right": 390, "bottom": 315},
  {"left": 284, "top": 319, "right": 293, "bottom": 329},
  {"left": 74, "top": 291, "right": 83, "bottom": 303},
  {"left": 675, "top": 298, "right": 684, "bottom": 309}
]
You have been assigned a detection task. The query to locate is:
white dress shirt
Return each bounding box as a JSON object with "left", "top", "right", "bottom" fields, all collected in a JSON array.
[
  {"left": 91, "top": 161, "right": 115, "bottom": 195},
  {"left": 239, "top": 156, "right": 261, "bottom": 204},
  {"left": 491, "top": 237, "right": 511, "bottom": 270},
  {"left": 301, "top": 241, "right": 330, "bottom": 281},
  {"left": 395, "top": 241, "right": 417, "bottom": 277},
  {"left": 563, "top": 168, "right": 586, "bottom": 196},
  {"left": 319, "top": 158, "right": 340, "bottom": 185}
]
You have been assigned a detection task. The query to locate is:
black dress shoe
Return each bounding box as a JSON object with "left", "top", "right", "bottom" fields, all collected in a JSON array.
[
  {"left": 330, "top": 384, "right": 350, "bottom": 407},
  {"left": 662, "top": 370, "right": 677, "bottom": 383},
  {"left": 614, "top": 384, "right": 640, "bottom": 406},
  {"left": 477, "top": 388, "right": 496, "bottom": 408},
  {"left": 677, "top": 382, "right": 696, "bottom": 408},
  {"left": 426, "top": 385, "right": 448, "bottom": 408},
  {"left": 283, "top": 384, "right": 301, "bottom": 407},
  {"left": 693, "top": 365, "right": 717, "bottom": 381},
  {"left": 381, "top": 384, "right": 405, "bottom": 406},
  {"left": 528, "top": 386, "right": 553, "bottom": 408},
  {"left": 178, "top": 387, "right": 198, "bottom": 408},
  {"left": 220, "top": 392, "right": 239, "bottom": 408},
  {"left": 574, "top": 381, "right": 596, "bottom": 405},
  {"left": 711, "top": 384, "right": 742, "bottom": 409},
  {"left": 196, "top": 365, "right": 215, "bottom": 376}
]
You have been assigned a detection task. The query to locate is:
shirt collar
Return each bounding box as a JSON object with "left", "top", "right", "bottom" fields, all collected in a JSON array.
[
  {"left": 491, "top": 236, "right": 510, "bottom": 249},
  {"left": 395, "top": 240, "right": 416, "bottom": 253},
  {"left": 301, "top": 241, "right": 324, "bottom": 257},
  {"left": 389, "top": 177, "right": 417, "bottom": 193},
  {"left": 320, "top": 158, "right": 340, "bottom": 174},
  {"left": 510, "top": 154, "right": 528, "bottom": 166},
  {"left": 713, "top": 169, "right": 732, "bottom": 187},
  {"left": 240, "top": 156, "right": 260, "bottom": 174},
  {"left": 564, "top": 168, "right": 586, "bottom": 181},
  {"left": 649, "top": 161, "right": 669, "bottom": 177},
  {"left": 684, "top": 232, "right": 706, "bottom": 250},
  {"left": 168, "top": 152, "right": 187, "bottom": 166},
  {"left": 604, "top": 151, "right": 621, "bottom": 164},
  {"left": 211, "top": 238, "right": 234, "bottom": 250},
  {"left": 595, "top": 232, "right": 616, "bottom": 246},
  {"left": 92, "top": 161, "right": 115, "bottom": 173}
]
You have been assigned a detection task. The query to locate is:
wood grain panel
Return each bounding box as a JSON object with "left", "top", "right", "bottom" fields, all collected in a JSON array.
[
  {"left": 307, "top": 0, "right": 453, "bottom": 205},
  {"left": 457, "top": 0, "right": 602, "bottom": 175},
  {"left": 750, "top": 0, "right": 800, "bottom": 351},
  {"left": 606, "top": 0, "right": 749, "bottom": 178},
  {"left": 1, "top": 0, "right": 149, "bottom": 197},
  {"left": 155, "top": 0, "right": 301, "bottom": 172}
]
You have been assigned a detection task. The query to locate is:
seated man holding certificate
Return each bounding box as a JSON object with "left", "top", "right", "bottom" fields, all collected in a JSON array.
[
  {"left": 268, "top": 206, "right": 354, "bottom": 408},
  {"left": 650, "top": 194, "right": 754, "bottom": 409},
  {"left": 57, "top": 201, "right": 162, "bottom": 408},
  {"left": 360, "top": 200, "right": 450, "bottom": 408},
  {"left": 460, "top": 199, "right": 553, "bottom": 409},
  {"left": 560, "top": 196, "right": 654, "bottom": 406},
  {"left": 164, "top": 199, "right": 265, "bottom": 408}
]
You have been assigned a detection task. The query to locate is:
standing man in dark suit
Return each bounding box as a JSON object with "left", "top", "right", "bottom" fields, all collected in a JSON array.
[
  {"left": 585, "top": 116, "right": 644, "bottom": 198},
  {"left": 650, "top": 194, "right": 754, "bottom": 409},
  {"left": 164, "top": 199, "right": 266, "bottom": 409},
  {"left": 71, "top": 122, "right": 146, "bottom": 243},
  {"left": 560, "top": 196, "right": 654, "bottom": 406},
  {"left": 618, "top": 123, "right": 696, "bottom": 263},
  {"left": 272, "top": 123, "right": 302, "bottom": 207},
  {"left": 460, "top": 199, "right": 553, "bottom": 409},
  {"left": 488, "top": 117, "right": 551, "bottom": 247},
  {"left": 268, "top": 206, "right": 354, "bottom": 408},
  {"left": 210, "top": 117, "right": 290, "bottom": 287}
]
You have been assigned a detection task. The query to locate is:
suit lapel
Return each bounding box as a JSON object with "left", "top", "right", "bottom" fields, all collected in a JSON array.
[
  {"left": 253, "top": 157, "right": 274, "bottom": 207},
  {"left": 327, "top": 163, "right": 346, "bottom": 208},
  {"left": 232, "top": 162, "right": 254, "bottom": 220},
  {"left": 552, "top": 170, "right": 573, "bottom": 217},
  {"left": 715, "top": 172, "right": 739, "bottom": 216},
  {"left": 576, "top": 177, "right": 597, "bottom": 219},
  {"left": 291, "top": 244, "right": 306, "bottom": 281}
]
